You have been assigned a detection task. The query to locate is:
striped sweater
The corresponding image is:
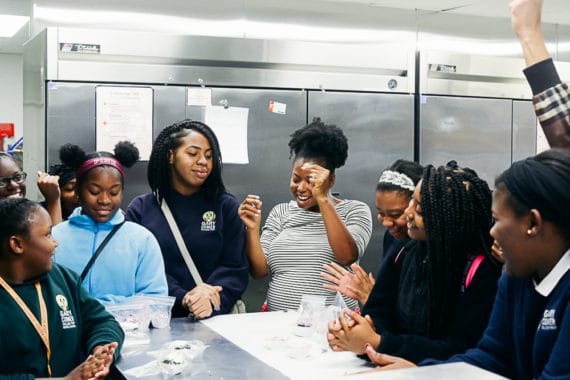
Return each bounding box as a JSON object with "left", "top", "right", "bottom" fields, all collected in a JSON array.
[{"left": 260, "top": 199, "right": 372, "bottom": 311}]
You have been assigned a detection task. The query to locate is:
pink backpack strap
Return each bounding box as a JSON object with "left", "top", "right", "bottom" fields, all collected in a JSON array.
[
  {"left": 394, "top": 246, "right": 406, "bottom": 264},
  {"left": 465, "top": 254, "right": 485, "bottom": 289}
]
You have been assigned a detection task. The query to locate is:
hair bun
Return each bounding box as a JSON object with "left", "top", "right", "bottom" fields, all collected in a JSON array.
[
  {"left": 59, "top": 144, "right": 87, "bottom": 170},
  {"left": 114, "top": 141, "right": 139, "bottom": 168}
]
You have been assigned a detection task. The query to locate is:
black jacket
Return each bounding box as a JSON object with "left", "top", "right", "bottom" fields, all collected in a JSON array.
[{"left": 362, "top": 240, "right": 501, "bottom": 363}]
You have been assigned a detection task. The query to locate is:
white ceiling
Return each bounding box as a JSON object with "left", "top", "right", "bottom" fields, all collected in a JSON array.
[
  {"left": 1, "top": 0, "right": 570, "bottom": 54},
  {"left": 324, "top": 0, "right": 570, "bottom": 24}
]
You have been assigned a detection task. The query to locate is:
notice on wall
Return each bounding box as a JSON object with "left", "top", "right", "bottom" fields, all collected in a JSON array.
[
  {"left": 187, "top": 88, "right": 212, "bottom": 106},
  {"left": 96, "top": 86, "right": 153, "bottom": 160},
  {"left": 204, "top": 106, "right": 249, "bottom": 164},
  {"left": 269, "top": 100, "right": 287, "bottom": 115}
]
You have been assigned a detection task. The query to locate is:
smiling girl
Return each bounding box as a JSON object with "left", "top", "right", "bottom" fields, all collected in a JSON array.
[
  {"left": 238, "top": 118, "right": 372, "bottom": 311},
  {"left": 126, "top": 120, "right": 249, "bottom": 319},
  {"left": 0, "top": 198, "right": 123, "bottom": 379},
  {"left": 363, "top": 148, "right": 570, "bottom": 379},
  {"left": 328, "top": 161, "right": 501, "bottom": 363},
  {"left": 1, "top": 152, "right": 64, "bottom": 225},
  {"left": 321, "top": 159, "right": 423, "bottom": 305},
  {"left": 52, "top": 142, "right": 167, "bottom": 304}
]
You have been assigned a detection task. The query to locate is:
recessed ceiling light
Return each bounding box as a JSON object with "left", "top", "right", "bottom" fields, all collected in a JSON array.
[{"left": 0, "top": 15, "right": 29, "bottom": 38}]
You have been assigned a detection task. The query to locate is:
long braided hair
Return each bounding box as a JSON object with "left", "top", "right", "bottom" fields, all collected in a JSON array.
[
  {"left": 148, "top": 120, "right": 226, "bottom": 203},
  {"left": 421, "top": 161, "right": 493, "bottom": 332}
]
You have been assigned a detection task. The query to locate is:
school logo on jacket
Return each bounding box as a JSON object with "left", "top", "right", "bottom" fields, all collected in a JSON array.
[
  {"left": 56, "top": 294, "right": 76, "bottom": 329},
  {"left": 201, "top": 211, "right": 216, "bottom": 232},
  {"left": 539, "top": 309, "right": 557, "bottom": 331}
]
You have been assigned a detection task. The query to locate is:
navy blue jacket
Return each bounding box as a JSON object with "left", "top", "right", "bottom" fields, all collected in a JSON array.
[
  {"left": 126, "top": 190, "right": 249, "bottom": 317},
  {"left": 424, "top": 270, "right": 570, "bottom": 379},
  {"left": 362, "top": 240, "right": 500, "bottom": 363}
]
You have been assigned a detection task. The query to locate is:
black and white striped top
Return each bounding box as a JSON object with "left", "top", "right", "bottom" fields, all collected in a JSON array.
[{"left": 261, "top": 199, "right": 372, "bottom": 311}]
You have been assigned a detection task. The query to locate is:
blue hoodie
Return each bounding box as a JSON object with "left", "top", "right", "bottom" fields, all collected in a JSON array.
[{"left": 53, "top": 208, "right": 168, "bottom": 304}]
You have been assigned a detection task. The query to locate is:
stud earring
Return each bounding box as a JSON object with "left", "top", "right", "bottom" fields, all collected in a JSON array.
[{"left": 526, "top": 229, "right": 532, "bottom": 236}]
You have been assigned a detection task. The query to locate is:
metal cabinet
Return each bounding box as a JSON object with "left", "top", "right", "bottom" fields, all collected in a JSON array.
[{"left": 308, "top": 91, "right": 415, "bottom": 278}]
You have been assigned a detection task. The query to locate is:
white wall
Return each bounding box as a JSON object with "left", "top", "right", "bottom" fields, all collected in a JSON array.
[{"left": 0, "top": 53, "right": 23, "bottom": 151}]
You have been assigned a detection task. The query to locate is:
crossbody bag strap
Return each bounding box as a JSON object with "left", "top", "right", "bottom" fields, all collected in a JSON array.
[
  {"left": 160, "top": 199, "right": 204, "bottom": 285},
  {"left": 80, "top": 221, "right": 126, "bottom": 281}
]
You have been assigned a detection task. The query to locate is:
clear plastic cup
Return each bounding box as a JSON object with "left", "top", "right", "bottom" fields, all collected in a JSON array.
[
  {"left": 295, "top": 295, "right": 326, "bottom": 337},
  {"left": 133, "top": 295, "right": 176, "bottom": 329}
]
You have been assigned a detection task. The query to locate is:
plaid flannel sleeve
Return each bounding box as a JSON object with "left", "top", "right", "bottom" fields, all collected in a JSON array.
[{"left": 524, "top": 58, "right": 570, "bottom": 149}]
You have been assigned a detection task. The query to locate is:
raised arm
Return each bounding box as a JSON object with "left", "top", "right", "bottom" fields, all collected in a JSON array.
[
  {"left": 511, "top": 0, "right": 570, "bottom": 148},
  {"left": 305, "top": 163, "right": 360, "bottom": 264},
  {"left": 511, "top": 0, "right": 549, "bottom": 66},
  {"left": 37, "top": 171, "right": 63, "bottom": 225}
]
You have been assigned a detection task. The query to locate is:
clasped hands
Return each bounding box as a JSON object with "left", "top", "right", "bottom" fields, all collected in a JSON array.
[
  {"left": 327, "top": 309, "right": 379, "bottom": 355},
  {"left": 64, "top": 342, "right": 118, "bottom": 380},
  {"left": 327, "top": 310, "right": 414, "bottom": 371},
  {"left": 182, "top": 283, "right": 223, "bottom": 320}
]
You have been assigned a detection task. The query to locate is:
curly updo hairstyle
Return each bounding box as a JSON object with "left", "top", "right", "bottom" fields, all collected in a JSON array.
[
  {"left": 288, "top": 117, "right": 348, "bottom": 173},
  {"left": 59, "top": 141, "right": 139, "bottom": 189}
]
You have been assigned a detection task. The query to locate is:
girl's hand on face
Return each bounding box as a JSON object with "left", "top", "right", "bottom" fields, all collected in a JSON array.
[
  {"left": 238, "top": 195, "right": 262, "bottom": 230},
  {"left": 301, "top": 163, "right": 331, "bottom": 202}
]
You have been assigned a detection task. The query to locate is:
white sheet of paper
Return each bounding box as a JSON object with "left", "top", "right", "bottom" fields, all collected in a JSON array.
[
  {"left": 204, "top": 106, "right": 249, "bottom": 164},
  {"left": 187, "top": 88, "right": 212, "bottom": 106},
  {"left": 96, "top": 86, "right": 153, "bottom": 160}
]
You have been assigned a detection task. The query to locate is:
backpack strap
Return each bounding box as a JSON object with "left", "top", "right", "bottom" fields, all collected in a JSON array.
[
  {"left": 464, "top": 254, "right": 485, "bottom": 290},
  {"left": 160, "top": 199, "right": 203, "bottom": 285},
  {"left": 80, "top": 221, "right": 125, "bottom": 281}
]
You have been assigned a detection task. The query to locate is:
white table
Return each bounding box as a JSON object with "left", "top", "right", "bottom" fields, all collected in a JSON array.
[{"left": 201, "top": 311, "right": 508, "bottom": 380}]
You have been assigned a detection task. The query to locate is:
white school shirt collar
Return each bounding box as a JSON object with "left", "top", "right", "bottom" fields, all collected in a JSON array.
[{"left": 534, "top": 248, "right": 570, "bottom": 297}]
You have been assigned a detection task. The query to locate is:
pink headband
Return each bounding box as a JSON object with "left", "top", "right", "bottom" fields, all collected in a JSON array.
[{"left": 75, "top": 157, "right": 125, "bottom": 179}]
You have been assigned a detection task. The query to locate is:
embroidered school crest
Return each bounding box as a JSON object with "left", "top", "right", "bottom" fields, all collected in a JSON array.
[
  {"left": 56, "top": 294, "right": 68, "bottom": 310},
  {"left": 56, "top": 294, "right": 76, "bottom": 329},
  {"left": 539, "top": 309, "right": 557, "bottom": 331},
  {"left": 201, "top": 211, "right": 216, "bottom": 231}
]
